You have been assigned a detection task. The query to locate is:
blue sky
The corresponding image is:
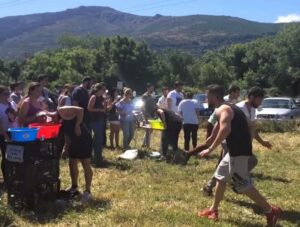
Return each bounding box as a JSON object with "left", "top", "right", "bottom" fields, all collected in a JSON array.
[{"left": 0, "top": 0, "right": 300, "bottom": 23}]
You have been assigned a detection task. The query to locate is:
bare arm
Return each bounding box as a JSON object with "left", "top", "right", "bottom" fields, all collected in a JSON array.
[
  {"left": 206, "top": 122, "right": 220, "bottom": 146},
  {"left": 18, "top": 101, "right": 36, "bottom": 126},
  {"left": 203, "top": 106, "right": 233, "bottom": 155},
  {"left": 87, "top": 95, "right": 105, "bottom": 112},
  {"left": 252, "top": 122, "right": 272, "bottom": 149},
  {"left": 208, "top": 107, "right": 232, "bottom": 152}
]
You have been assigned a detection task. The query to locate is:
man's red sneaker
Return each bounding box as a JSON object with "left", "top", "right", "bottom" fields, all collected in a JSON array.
[
  {"left": 266, "top": 206, "right": 282, "bottom": 227},
  {"left": 197, "top": 208, "right": 218, "bottom": 221}
]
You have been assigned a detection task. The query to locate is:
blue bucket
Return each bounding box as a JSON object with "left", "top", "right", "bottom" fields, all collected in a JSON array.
[{"left": 8, "top": 128, "right": 39, "bottom": 142}]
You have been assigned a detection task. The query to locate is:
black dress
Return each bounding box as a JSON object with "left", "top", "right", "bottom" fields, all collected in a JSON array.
[{"left": 61, "top": 117, "right": 92, "bottom": 159}]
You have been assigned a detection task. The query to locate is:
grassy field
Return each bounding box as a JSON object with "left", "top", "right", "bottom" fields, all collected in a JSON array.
[{"left": 1, "top": 128, "right": 300, "bottom": 227}]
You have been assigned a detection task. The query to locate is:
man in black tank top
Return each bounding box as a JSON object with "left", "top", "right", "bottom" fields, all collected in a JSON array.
[{"left": 197, "top": 85, "right": 281, "bottom": 226}]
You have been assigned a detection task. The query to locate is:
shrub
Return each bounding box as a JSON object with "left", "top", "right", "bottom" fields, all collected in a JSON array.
[{"left": 256, "top": 119, "right": 298, "bottom": 133}]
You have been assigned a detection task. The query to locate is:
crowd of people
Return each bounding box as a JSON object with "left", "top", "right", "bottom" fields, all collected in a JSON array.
[{"left": 0, "top": 75, "right": 281, "bottom": 225}]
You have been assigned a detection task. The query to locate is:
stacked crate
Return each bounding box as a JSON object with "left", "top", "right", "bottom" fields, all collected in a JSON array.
[{"left": 5, "top": 139, "right": 60, "bottom": 209}]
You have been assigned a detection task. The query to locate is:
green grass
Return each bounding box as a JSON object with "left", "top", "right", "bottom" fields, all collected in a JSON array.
[{"left": 1, "top": 129, "right": 300, "bottom": 226}]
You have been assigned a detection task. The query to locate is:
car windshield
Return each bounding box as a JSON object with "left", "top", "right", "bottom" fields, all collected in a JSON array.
[{"left": 262, "top": 99, "right": 291, "bottom": 109}]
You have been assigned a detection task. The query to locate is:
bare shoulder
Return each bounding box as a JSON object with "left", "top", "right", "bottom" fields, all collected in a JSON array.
[{"left": 215, "top": 104, "right": 234, "bottom": 118}]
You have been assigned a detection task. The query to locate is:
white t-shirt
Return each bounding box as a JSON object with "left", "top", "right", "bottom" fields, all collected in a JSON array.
[
  {"left": 224, "top": 95, "right": 238, "bottom": 104},
  {"left": 157, "top": 95, "right": 168, "bottom": 109},
  {"left": 178, "top": 99, "right": 199, "bottom": 125},
  {"left": 236, "top": 100, "right": 256, "bottom": 121},
  {"left": 167, "top": 90, "right": 184, "bottom": 113}
]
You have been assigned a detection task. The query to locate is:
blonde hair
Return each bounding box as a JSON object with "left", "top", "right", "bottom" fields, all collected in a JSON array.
[{"left": 124, "top": 88, "right": 132, "bottom": 96}]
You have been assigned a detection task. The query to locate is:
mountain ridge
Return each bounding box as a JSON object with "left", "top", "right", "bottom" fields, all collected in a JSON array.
[{"left": 0, "top": 6, "right": 283, "bottom": 59}]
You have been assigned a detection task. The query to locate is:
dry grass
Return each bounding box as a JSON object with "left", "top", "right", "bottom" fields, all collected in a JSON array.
[{"left": 1, "top": 129, "right": 300, "bottom": 226}]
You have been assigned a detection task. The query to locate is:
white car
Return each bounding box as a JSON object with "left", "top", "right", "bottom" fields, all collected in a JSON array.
[{"left": 256, "top": 97, "right": 300, "bottom": 120}]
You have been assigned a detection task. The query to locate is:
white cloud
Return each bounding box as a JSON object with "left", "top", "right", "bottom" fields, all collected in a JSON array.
[{"left": 275, "top": 14, "right": 300, "bottom": 23}]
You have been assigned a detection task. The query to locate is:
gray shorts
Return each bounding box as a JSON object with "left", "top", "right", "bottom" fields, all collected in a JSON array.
[{"left": 214, "top": 153, "right": 253, "bottom": 193}]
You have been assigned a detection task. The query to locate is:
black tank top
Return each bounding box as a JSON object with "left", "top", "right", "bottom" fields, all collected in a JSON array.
[
  {"left": 224, "top": 103, "right": 252, "bottom": 157},
  {"left": 89, "top": 96, "right": 105, "bottom": 121}
]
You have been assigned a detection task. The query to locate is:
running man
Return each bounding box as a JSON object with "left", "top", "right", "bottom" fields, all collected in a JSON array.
[
  {"left": 202, "top": 86, "right": 272, "bottom": 195},
  {"left": 197, "top": 84, "right": 281, "bottom": 226}
]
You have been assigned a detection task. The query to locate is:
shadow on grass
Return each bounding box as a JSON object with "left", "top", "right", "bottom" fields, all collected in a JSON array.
[
  {"left": 227, "top": 199, "right": 264, "bottom": 214},
  {"left": 281, "top": 209, "right": 300, "bottom": 225},
  {"left": 107, "top": 160, "right": 133, "bottom": 171},
  {"left": 252, "top": 173, "right": 292, "bottom": 183},
  {"left": 226, "top": 218, "right": 264, "bottom": 227},
  {"left": 228, "top": 199, "right": 300, "bottom": 225},
  {"left": 14, "top": 197, "right": 111, "bottom": 225}
]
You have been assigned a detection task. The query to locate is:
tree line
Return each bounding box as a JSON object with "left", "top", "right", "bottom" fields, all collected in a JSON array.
[{"left": 0, "top": 23, "right": 300, "bottom": 95}]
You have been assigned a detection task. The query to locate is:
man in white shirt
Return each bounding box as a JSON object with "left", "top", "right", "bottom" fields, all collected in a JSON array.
[
  {"left": 236, "top": 87, "right": 272, "bottom": 147},
  {"left": 223, "top": 84, "right": 240, "bottom": 104},
  {"left": 167, "top": 81, "right": 184, "bottom": 113},
  {"left": 157, "top": 87, "right": 169, "bottom": 109},
  {"left": 178, "top": 92, "right": 201, "bottom": 151}
]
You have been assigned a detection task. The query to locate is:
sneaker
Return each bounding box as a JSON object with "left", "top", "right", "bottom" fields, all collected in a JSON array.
[
  {"left": 201, "top": 185, "right": 213, "bottom": 197},
  {"left": 81, "top": 191, "right": 92, "bottom": 204},
  {"left": 156, "top": 155, "right": 166, "bottom": 162},
  {"left": 266, "top": 206, "right": 282, "bottom": 227},
  {"left": 197, "top": 208, "right": 218, "bottom": 221},
  {"left": 66, "top": 187, "right": 80, "bottom": 199},
  {"left": 182, "top": 150, "right": 191, "bottom": 164}
]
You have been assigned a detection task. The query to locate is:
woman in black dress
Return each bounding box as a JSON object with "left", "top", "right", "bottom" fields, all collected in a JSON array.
[{"left": 57, "top": 106, "right": 93, "bottom": 203}]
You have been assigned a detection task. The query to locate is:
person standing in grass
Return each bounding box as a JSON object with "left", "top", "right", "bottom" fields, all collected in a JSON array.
[
  {"left": 72, "top": 77, "right": 93, "bottom": 126},
  {"left": 116, "top": 88, "right": 135, "bottom": 150},
  {"left": 88, "top": 83, "right": 107, "bottom": 167},
  {"left": 0, "top": 85, "right": 18, "bottom": 187},
  {"left": 40, "top": 106, "right": 93, "bottom": 204},
  {"left": 157, "top": 107, "right": 183, "bottom": 161},
  {"left": 142, "top": 83, "right": 157, "bottom": 148},
  {"left": 167, "top": 81, "right": 184, "bottom": 113},
  {"left": 157, "top": 87, "right": 169, "bottom": 109},
  {"left": 107, "top": 87, "right": 121, "bottom": 149},
  {"left": 178, "top": 91, "right": 201, "bottom": 151},
  {"left": 223, "top": 84, "right": 241, "bottom": 104},
  {"left": 9, "top": 82, "right": 23, "bottom": 105},
  {"left": 18, "top": 82, "right": 45, "bottom": 127},
  {"left": 197, "top": 84, "right": 281, "bottom": 226}
]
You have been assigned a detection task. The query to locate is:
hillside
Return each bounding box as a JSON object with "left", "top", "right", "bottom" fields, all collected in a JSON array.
[{"left": 0, "top": 6, "right": 283, "bottom": 59}]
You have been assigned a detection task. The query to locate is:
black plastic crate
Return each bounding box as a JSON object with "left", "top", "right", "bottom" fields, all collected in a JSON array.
[
  {"left": 5, "top": 159, "right": 59, "bottom": 187},
  {"left": 7, "top": 179, "right": 60, "bottom": 209},
  {"left": 5, "top": 139, "right": 59, "bottom": 163},
  {"left": 5, "top": 139, "right": 60, "bottom": 209}
]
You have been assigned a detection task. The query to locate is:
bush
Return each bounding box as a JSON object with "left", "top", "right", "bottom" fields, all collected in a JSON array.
[{"left": 256, "top": 119, "right": 298, "bottom": 133}]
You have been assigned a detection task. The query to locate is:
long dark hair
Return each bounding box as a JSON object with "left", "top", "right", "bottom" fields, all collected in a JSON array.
[{"left": 17, "top": 82, "right": 40, "bottom": 112}]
